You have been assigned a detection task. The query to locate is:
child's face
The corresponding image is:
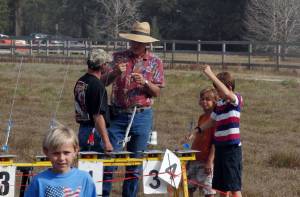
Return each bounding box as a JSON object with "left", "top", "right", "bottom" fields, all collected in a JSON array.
[
  {"left": 44, "top": 143, "right": 78, "bottom": 174},
  {"left": 199, "top": 92, "right": 215, "bottom": 112}
]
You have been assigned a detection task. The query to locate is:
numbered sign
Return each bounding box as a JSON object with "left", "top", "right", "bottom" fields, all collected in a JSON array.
[
  {"left": 0, "top": 165, "right": 16, "bottom": 197},
  {"left": 158, "top": 149, "right": 182, "bottom": 189},
  {"left": 143, "top": 160, "right": 167, "bottom": 194},
  {"left": 78, "top": 161, "right": 103, "bottom": 195}
]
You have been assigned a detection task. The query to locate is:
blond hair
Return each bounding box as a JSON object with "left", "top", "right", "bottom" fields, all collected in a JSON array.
[
  {"left": 43, "top": 123, "right": 79, "bottom": 151},
  {"left": 200, "top": 87, "right": 218, "bottom": 102}
]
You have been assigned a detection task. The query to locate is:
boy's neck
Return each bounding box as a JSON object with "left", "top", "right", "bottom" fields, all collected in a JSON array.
[{"left": 51, "top": 167, "right": 72, "bottom": 174}]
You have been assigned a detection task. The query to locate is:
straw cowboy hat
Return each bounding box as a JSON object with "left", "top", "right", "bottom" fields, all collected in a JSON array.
[{"left": 119, "top": 21, "right": 159, "bottom": 43}]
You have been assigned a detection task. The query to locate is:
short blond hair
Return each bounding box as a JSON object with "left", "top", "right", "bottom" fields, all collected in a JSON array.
[
  {"left": 200, "top": 87, "right": 218, "bottom": 102},
  {"left": 43, "top": 124, "right": 79, "bottom": 151}
]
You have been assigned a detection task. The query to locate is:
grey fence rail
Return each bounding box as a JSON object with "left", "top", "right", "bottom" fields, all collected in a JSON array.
[{"left": 1, "top": 38, "right": 300, "bottom": 69}]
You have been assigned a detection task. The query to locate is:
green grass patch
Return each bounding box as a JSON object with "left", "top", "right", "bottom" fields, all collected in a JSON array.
[
  {"left": 0, "top": 63, "right": 299, "bottom": 196},
  {"left": 280, "top": 79, "right": 299, "bottom": 88}
]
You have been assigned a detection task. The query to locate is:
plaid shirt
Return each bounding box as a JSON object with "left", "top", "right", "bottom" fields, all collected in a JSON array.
[{"left": 109, "top": 50, "right": 165, "bottom": 108}]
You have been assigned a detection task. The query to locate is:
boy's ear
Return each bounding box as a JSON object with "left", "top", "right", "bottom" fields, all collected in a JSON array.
[{"left": 74, "top": 146, "right": 79, "bottom": 153}]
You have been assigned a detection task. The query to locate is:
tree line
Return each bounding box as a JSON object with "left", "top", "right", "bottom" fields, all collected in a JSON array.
[{"left": 0, "top": 0, "right": 300, "bottom": 43}]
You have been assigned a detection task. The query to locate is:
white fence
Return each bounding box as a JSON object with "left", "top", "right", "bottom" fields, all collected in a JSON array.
[{"left": 1, "top": 38, "right": 300, "bottom": 69}]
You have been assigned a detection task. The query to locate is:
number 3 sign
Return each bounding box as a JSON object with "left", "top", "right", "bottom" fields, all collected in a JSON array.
[
  {"left": 143, "top": 161, "right": 167, "bottom": 194},
  {"left": 0, "top": 166, "right": 16, "bottom": 197}
]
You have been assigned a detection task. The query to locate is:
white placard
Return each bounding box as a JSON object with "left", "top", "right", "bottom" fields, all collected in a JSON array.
[
  {"left": 158, "top": 149, "right": 182, "bottom": 189},
  {"left": 143, "top": 160, "right": 167, "bottom": 194},
  {"left": 0, "top": 165, "right": 16, "bottom": 197},
  {"left": 78, "top": 161, "right": 103, "bottom": 195}
]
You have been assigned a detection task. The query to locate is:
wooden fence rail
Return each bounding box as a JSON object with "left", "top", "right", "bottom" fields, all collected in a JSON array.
[{"left": 1, "top": 38, "right": 300, "bottom": 69}]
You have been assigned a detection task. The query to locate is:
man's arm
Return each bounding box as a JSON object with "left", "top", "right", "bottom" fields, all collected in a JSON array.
[
  {"left": 93, "top": 114, "right": 113, "bottom": 153},
  {"left": 200, "top": 64, "right": 236, "bottom": 102},
  {"left": 131, "top": 73, "right": 161, "bottom": 97}
]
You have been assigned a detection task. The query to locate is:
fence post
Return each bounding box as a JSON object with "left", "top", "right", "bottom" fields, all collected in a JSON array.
[
  {"left": 63, "top": 41, "right": 66, "bottom": 55},
  {"left": 197, "top": 40, "right": 201, "bottom": 64},
  {"left": 84, "top": 41, "right": 88, "bottom": 57},
  {"left": 29, "top": 40, "right": 33, "bottom": 56},
  {"left": 163, "top": 41, "right": 166, "bottom": 61},
  {"left": 248, "top": 42, "right": 252, "bottom": 69},
  {"left": 10, "top": 39, "right": 14, "bottom": 56},
  {"left": 88, "top": 40, "right": 92, "bottom": 53},
  {"left": 172, "top": 41, "right": 175, "bottom": 68},
  {"left": 114, "top": 41, "right": 117, "bottom": 50},
  {"left": 276, "top": 44, "right": 281, "bottom": 70},
  {"left": 222, "top": 42, "right": 226, "bottom": 69},
  {"left": 46, "top": 40, "right": 49, "bottom": 56},
  {"left": 37, "top": 40, "right": 41, "bottom": 55},
  {"left": 67, "top": 41, "right": 70, "bottom": 57}
]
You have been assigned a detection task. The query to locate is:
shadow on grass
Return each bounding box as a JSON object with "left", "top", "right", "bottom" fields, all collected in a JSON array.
[{"left": 268, "top": 151, "right": 300, "bottom": 169}]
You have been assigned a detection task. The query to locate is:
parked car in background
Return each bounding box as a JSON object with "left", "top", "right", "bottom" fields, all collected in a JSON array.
[
  {"left": 30, "top": 33, "right": 50, "bottom": 44},
  {"left": 0, "top": 34, "right": 10, "bottom": 44},
  {"left": 49, "top": 35, "right": 81, "bottom": 45},
  {"left": 0, "top": 34, "right": 9, "bottom": 38},
  {"left": 29, "top": 33, "right": 80, "bottom": 45},
  {"left": 0, "top": 34, "right": 29, "bottom": 54}
]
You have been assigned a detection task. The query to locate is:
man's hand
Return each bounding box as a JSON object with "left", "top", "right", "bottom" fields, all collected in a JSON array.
[
  {"left": 103, "top": 141, "right": 113, "bottom": 154},
  {"left": 131, "top": 73, "right": 146, "bottom": 85}
]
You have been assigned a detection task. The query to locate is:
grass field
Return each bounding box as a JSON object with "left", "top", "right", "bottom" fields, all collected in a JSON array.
[{"left": 0, "top": 62, "right": 299, "bottom": 196}]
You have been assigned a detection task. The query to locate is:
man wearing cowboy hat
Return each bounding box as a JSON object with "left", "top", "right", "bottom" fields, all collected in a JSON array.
[
  {"left": 74, "top": 49, "right": 113, "bottom": 154},
  {"left": 101, "top": 21, "right": 165, "bottom": 197}
]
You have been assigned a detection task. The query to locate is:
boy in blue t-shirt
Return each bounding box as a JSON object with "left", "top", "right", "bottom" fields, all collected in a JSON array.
[{"left": 25, "top": 124, "right": 96, "bottom": 197}]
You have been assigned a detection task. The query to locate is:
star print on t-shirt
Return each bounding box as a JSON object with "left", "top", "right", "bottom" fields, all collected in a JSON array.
[{"left": 45, "top": 185, "right": 82, "bottom": 197}]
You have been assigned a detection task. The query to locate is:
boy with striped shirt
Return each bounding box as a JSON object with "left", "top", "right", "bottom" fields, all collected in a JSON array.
[{"left": 197, "top": 64, "right": 243, "bottom": 197}]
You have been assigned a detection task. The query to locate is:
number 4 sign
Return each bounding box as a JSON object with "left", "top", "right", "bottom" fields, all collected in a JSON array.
[
  {"left": 143, "top": 160, "right": 167, "bottom": 194},
  {"left": 158, "top": 149, "right": 182, "bottom": 189},
  {"left": 0, "top": 165, "right": 16, "bottom": 197}
]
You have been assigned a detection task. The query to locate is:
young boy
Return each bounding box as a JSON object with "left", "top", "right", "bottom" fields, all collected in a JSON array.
[
  {"left": 25, "top": 124, "right": 96, "bottom": 197},
  {"left": 187, "top": 87, "right": 218, "bottom": 197},
  {"left": 198, "top": 65, "right": 243, "bottom": 197}
]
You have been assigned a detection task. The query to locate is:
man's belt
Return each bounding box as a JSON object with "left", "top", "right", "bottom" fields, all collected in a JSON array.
[{"left": 116, "top": 106, "right": 151, "bottom": 114}]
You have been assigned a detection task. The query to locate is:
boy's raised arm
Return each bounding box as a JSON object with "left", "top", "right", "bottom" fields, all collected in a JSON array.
[{"left": 200, "top": 64, "right": 236, "bottom": 102}]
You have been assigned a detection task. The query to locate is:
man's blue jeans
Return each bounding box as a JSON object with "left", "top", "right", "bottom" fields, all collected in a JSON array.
[
  {"left": 103, "top": 108, "right": 153, "bottom": 197},
  {"left": 78, "top": 124, "right": 104, "bottom": 152}
]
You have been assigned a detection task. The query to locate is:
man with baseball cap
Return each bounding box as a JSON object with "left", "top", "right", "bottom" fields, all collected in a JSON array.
[
  {"left": 74, "top": 49, "right": 113, "bottom": 154},
  {"left": 101, "top": 21, "right": 165, "bottom": 196}
]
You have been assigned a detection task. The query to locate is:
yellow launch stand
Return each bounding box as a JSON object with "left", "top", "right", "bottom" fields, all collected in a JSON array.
[{"left": 0, "top": 150, "right": 197, "bottom": 197}]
